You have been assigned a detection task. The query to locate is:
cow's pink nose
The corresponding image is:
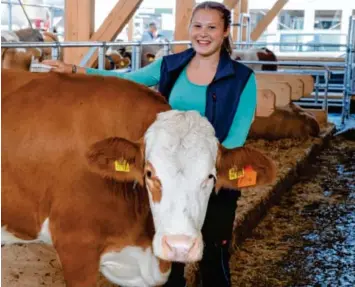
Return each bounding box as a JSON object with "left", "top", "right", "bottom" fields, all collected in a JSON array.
[{"left": 161, "top": 235, "right": 202, "bottom": 262}]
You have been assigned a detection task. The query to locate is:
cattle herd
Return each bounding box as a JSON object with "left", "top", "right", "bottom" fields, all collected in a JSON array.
[{"left": 1, "top": 27, "right": 324, "bottom": 287}]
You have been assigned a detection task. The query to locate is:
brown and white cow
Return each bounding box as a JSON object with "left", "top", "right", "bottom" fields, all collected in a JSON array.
[
  {"left": 1, "top": 47, "right": 43, "bottom": 70},
  {"left": 1, "top": 69, "right": 276, "bottom": 287},
  {"left": 93, "top": 50, "right": 131, "bottom": 70},
  {"left": 1, "top": 28, "right": 60, "bottom": 70},
  {"left": 231, "top": 47, "right": 278, "bottom": 71},
  {"left": 248, "top": 103, "right": 320, "bottom": 140}
]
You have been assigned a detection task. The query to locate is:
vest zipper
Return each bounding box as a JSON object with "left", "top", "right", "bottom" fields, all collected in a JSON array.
[{"left": 212, "top": 93, "right": 217, "bottom": 123}]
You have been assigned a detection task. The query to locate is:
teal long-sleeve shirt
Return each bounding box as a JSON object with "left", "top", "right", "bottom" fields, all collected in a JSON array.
[{"left": 86, "top": 58, "right": 256, "bottom": 149}]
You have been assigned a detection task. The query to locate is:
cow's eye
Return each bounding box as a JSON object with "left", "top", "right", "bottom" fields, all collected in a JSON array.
[
  {"left": 146, "top": 170, "right": 152, "bottom": 179},
  {"left": 208, "top": 174, "right": 216, "bottom": 183}
]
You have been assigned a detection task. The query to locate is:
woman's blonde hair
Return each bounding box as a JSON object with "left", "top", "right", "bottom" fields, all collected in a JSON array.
[{"left": 190, "top": 1, "right": 233, "bottom": 55}]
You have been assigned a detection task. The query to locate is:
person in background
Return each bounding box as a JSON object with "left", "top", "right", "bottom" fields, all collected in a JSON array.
[
  {"left": 43, "top": 1, "right": 256, "bottom": 286},
  {"left": 141, "top": 21, "right": 164, "bottom": 42}
]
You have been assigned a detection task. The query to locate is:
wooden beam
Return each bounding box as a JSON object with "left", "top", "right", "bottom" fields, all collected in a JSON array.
[
  {"left": 232, "top": 1, "right": 240, "bottom": 41},
  {"left": 174, "top": 0, "right": 195, "bottom": 53},
  {"left": 83, "top": 0, "right": 143, "bottom": 67},
  {"left": 64, "top": 0, "right": 95, "bottom": 65},
  {"left": 257, "top": 81, "right": 292, "bottom": 107},
  {"left": 223, "top": 0, "right": 240, "bottom": 10},
  {"left": 240, "top": 0, "right": 248, "bottom": 41},
  {"left": 250, "top": 0, "right": 288, "bottom": 42},
  {"left": 256, "top": 89, "right": 276, "bottom": 117},
  {"left": 257, "top": 76, "right": 304, "bottom": 100},
  {"left": 127, "top": 18, "right": 134, "bottom": 41},
  {"left": 256, "top": 73, "right": 314, "bottom": 99},
  {"left": 231, "top": 0, "right": 248, "bottom": 42}
]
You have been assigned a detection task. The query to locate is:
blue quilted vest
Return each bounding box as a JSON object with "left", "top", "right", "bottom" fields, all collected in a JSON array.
[{"left": 158, "top": 48, "right": 253, "bottom": 143}]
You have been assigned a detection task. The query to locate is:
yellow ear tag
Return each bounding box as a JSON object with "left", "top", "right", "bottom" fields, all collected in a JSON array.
[
  {"left": 120, "top": 60, "right": 125, "bottom": 66},
  {"left": 237, "top": 165, "right": 257, "bottom": 187},
  {"left": 228, "top": 167, "right": 244, "bottom": 180},
  {"left": 114, "top": 159, "right": 130, "bottom": 172}
]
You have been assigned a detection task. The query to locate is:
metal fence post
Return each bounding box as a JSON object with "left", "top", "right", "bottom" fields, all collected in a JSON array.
[
  {"left": 131, "top": 44, "right": 141, "bottom": 71},
  {"left": 51, "top": 45, "right": 59, "bottom": 60},
  {"left": 98, "top": 46, "right": 106, "bottom": 70},
  {"left": 163, "top": 41, "right": 170, "bottom": 56},
  {"left": 342, "top": 16, "right": 355, "bottom": 124},
  {"left": 238, "top": 13, "right": 251, "bottom": 49},
  {"left": 323, "top": 68, "right": 330, "bottom": 112},
  {"left": 315, "top": 75, "right": 320, "bottom": 104}
]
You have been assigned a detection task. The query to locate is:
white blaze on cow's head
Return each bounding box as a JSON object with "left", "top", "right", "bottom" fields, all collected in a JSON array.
[{"left": 86, "top": 110, "right": 276, "bottom": 263}]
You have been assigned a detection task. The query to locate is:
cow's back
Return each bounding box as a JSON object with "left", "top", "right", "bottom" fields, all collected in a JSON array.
[
  {"left": 2, "top": 69, "right": 170, "bottom": 171},
  {"left": 248, "top": 103, "right": 320, "bottom": 140},
  {"left": 2, "top": 69, "right": 170, "bottom": 231}
]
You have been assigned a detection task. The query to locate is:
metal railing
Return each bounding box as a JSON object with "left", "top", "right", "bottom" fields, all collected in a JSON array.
[
  {"left": 342, "top": 15, "right": 355, "bottom": 124},
  {"left": 2, "top": 19, "right": 354, "bottom": 123}
]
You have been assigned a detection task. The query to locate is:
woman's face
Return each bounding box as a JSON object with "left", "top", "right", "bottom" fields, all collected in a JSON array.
[{"left": 189, "top": 8, "right": 229, "bottom": 57}]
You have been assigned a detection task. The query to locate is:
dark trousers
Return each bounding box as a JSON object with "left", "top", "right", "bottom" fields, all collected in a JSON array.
[{"left": 163, "top": 188, "right": 241, "bottom": 287}]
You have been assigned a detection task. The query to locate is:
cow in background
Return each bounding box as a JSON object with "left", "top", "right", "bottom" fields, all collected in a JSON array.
[
  {"left": 1, "top": 28, "right": 62, "bottom": 70},
  {"left": 111, "top": 38, "right": 170, "bottom": 68},
  {"left": 1, "top": 47, "right": 43, "bottom": 70},
  {"left": 94, "top": 50, "right": 131, "bottom": 70},
  {"left": 232, "top": 47, "right": 278, "bottom": 71},
  {"left": 41, "top": 30, "right": 63, "bottom": 60},
  {"left": 2, "top": 69, "right": 277, "bottom": 287},
  {"left": 248, "top": 103, "right": 320, "bottom": 140}
]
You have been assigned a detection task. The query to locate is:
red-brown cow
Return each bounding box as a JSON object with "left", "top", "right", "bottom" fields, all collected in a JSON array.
[
  {"left": 1, "top": 47, "right": 43, "bottom": 71},
  {"left": 231, "top": 47, "right": 278, "bottom": 71},
  {"left": 248, "top": 103, "right": 321, "bottom": 140},
  {"left": 1, "top": 69, "right": 277, "bottom": 287}
]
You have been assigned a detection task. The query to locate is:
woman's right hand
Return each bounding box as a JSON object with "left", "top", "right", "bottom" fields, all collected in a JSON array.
[{"left": 42, "top": 59, "right": 73, "bottom": 74}]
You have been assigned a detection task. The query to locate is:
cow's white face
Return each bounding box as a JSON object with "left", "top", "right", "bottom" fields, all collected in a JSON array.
[
  {"left": 144, "top": 110, "right": 218, "bottom": 262},
  {"left": 87, "top": 110, "right": 277, "bottom": 264}
]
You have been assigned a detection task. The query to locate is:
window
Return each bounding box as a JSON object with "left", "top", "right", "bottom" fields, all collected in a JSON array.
[
  {"left": 314, "top": 10, "right": 342, "bottom": 30},
  {"left": 278, "top": 10, "right": 304, "bottom": 30},
  {"left": 250, "top": 9, "right": 269, "bottom": 31}
]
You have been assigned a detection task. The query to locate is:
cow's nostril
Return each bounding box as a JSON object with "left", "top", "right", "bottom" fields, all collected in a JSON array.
[
  {"left": 163, "top": 236, "right": 174, "bottom": 252},
  {"left": 163, "top": 235, "right": 195, "bottom": 252}
]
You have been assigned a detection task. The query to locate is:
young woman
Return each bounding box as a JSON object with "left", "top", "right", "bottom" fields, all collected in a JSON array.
[{"left": 43, "top": 1, "right": 256, "bottom": 286}]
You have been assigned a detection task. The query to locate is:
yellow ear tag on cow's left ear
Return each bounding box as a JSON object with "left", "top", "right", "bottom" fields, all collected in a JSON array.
[
  {"left": 114, "top": 159, "right": 130, "bottom": 172},
  {"left": 120, "top": 60, "right": 125, "bottom": 67},
  {"left": 228, "top": 167, "right": 244, "bottom": 180}
]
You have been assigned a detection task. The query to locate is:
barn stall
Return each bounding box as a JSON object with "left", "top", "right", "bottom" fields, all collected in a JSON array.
[{"left": 1, "top": 0, "right": 355, "bottom": 286}]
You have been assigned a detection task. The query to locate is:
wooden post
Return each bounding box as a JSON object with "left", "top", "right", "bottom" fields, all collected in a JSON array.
[
  {"left": 231, "top": 0, "right": 248, "bottom": 43},
  {"left": 173, "top": 0, "right": 195, "bottom": 53},
  {"left": 240, "top": 0, "right": 249, "bottom": 42},
  {"left": 127, "top": 18, "right": 134, "bottom": 41},
  {"left": 64, "top": 0, "right": 95, "bottom": 65},
  {"left": 223, "top": 0, "right": 240, "bottom": 10},
  {"left": 256, "top": 89, "right": 276, "bottom": 117},
  {"left": 250, "top": 0, "right": 288, "bottom": 42},
  {"left": 232, "top": 1, "right": 240, "bottom": 42},
  {"left": 82, "top": 0, "right": 143, "bottom": 67}
]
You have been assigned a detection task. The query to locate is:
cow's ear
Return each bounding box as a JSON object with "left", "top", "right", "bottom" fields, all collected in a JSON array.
[
  {"left": 145, "top": 53, "right": 155, "bottom": 62},
  {"left": 85, "top": 137, "right": 145, "bottom": 185},
  {"left": 215, "top": 145, "right": 277, "bottom": 192},
  {"left": 119, "top": 57, "right": 130, "bottom": 68}
]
